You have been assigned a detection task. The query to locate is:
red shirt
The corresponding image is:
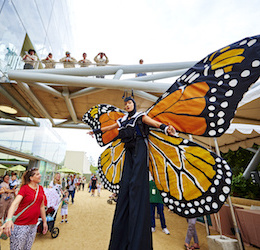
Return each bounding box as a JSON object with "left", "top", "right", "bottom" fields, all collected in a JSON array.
[{"left": 14, "top": 185, "right": 45, "bottom": 225}]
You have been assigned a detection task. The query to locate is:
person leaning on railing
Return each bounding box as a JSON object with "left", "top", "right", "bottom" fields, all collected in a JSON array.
[
  {"left": 78, "top": 52, "right": 92, "bottom": 67},
  {"left": 59, "top": 51, "right": 77, "bottom": 68},
  {"left": 94, "top": 52, "right": 109, "bottom": 66},
  {"left": 41, "top": 53, "right": 56, "bottom": 69},
  {"left": 22, "top": 49, "right": 38, "bottom": 69},
  {"left": 94, "top": 52, "right": 109, "bottom": 78}
]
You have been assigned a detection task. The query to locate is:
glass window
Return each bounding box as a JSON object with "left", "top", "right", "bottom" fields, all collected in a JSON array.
[
  {"left": 46, "top": 8, "right": 63, "bottom": 59},
  {"left": 49, "top": 1, "right": 73, "bottom": 59},
  {"left": 0, "top": 1, "right": 26, "bottom": 71},
  {"left": 34, "top": 0, "right": 54, "bottom": 32},
  {"left": 0, "top": 0, "right": 5, "bottom": 13},
  {"left": 12, "top": 0, "right": 47, "bottom": 58},
  {"left": 0, "top": 119, "right": 66, "bottom": 165}
]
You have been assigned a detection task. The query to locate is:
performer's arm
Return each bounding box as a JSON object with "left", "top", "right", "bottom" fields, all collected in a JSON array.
[
  {"left": 142, "top": 115, "right": 176, "bottom": 136},
  {"left": 87, "top": 122, "right": 119, "bottom": 136}
]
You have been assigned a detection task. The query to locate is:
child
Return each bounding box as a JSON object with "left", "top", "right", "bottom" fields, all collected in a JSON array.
[
  {"left": 97, "top": 182, "right": 102, "bottom": 197},
  {"left": 9, "top": 174, "right": 18, "bottom": 196},
  {"left": 60, "top": 190, "right": 69, "bottom": 223}
]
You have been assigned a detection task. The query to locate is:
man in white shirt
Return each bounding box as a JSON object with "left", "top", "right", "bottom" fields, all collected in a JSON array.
[
  {"left": 23, "top": 49, "right": 38, "bottom": 69},
  {"left": 60, "top": 51, "right": 77, "bottom": 68},
  {"left": 78, "top": 53, "right": 92, "bottom": 67},
  {"left": 94, "top": 52, "right": 109, "bottom": 78}
]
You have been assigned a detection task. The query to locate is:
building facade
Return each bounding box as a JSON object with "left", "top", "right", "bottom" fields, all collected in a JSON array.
[
  {"left": 0, "top": 119, "right": 67, "bottom": 185},
  {"left": 64, "top": 151, "right": 91, "bottom": 176},
  {"left": 0, "top": 0, "right": 74, "bottom": 72},
  {"left": 0, "top": 0, "right": 74, "bottom": 185}
]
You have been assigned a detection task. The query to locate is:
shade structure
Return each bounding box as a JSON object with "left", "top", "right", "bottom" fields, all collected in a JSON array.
[
  {"left": 233, "top": 83, "right": 260, "bottom": 125},
  {"left": 8, "top": 165, "right": 26, "bottom": 172},
  {"left": 0, "top": 164, "right": 7, "bottom": 169},
  {"left": 182, "top": 124, "right": 260, "bottom": 153},
  {"left": 57, "top": 167, "right": 77, "bottom": 174}
]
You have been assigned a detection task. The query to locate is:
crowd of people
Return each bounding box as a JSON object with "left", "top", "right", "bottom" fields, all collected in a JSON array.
[
  {"left": 0, "top": 167, "right": 201, "bottom": 249},
  {"left": 22, "top": 50, "right": 109, "bottom": 70},
  {"left": 0, "top": 170, "right": 103, "bottom": 248}
]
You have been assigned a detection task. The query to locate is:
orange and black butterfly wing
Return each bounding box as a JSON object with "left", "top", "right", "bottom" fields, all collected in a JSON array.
[
  {"left": 82, "top": 104, "right": 126, "bottom": 146},
  {"left": 98, "top": 139, "right": 125, "bottom": 193},
  {"left": 148, "top": 130, "right": 232, "bottom": 218},
  {"left": 147, "top": 35, "right": 260, "bottom": 137}
]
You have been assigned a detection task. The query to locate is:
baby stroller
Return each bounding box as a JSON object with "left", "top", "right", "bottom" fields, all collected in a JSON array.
[
  {"left": 37, "top": 188, "right": 61, "bottom": 238},
  {"left": 107, "top": 193, "right": 118, "bottom": 205}
]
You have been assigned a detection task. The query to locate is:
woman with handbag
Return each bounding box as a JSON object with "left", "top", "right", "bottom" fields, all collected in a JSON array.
[{"left": 3, "top": 168, "right": 48, "bottom": 249}]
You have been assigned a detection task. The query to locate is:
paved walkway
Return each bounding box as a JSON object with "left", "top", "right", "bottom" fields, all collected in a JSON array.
[{"left": 1, "top": 189, "right": 257, "bottom": 250}]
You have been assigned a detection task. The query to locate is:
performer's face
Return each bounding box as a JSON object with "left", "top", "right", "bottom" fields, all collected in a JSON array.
[{"left": 124, "top": 100, "right": 134, "bottom": 112}]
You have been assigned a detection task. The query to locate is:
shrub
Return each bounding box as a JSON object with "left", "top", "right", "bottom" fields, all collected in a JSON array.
[{"left": 231, "top": 173, "right": 260, "bottom": 200}]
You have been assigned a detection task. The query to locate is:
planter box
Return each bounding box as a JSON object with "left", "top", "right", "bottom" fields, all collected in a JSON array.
[{"left": 207, "top": 235, "right": 239, "bottom": 250}]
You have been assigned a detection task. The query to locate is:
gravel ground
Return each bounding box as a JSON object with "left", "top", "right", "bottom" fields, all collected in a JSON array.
[{"left": 1, "top": 189, "right": 257, "bottom": 250}]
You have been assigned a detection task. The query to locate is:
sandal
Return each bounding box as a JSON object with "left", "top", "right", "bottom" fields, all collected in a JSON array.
[
  {"left": 191, "top": 245, "right": 200, "bottom": 249},
  {"left": 184, "top": 244, "right": 191, "bottom": 250}
]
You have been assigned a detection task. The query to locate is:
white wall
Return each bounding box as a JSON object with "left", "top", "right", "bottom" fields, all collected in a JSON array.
[{"left": 64, "top": 151, "right": 91, "bottom": 174}]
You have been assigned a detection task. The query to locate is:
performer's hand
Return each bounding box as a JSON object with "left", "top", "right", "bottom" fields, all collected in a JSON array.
[
  {"left": 87, "top": 131, "right": 94, "bottom": 138},
  {"left": 167, "top": 125, "right": 176, "bottom": 136}
]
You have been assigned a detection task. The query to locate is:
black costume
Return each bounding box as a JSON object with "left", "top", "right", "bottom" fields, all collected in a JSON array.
[{"left": 109, "top": 98, "right": 152, "bottom": 250}]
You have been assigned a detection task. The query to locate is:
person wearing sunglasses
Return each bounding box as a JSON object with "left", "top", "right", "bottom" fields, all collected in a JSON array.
[{"left": 3, "top": 168, "right": 47, "bottom": 249}]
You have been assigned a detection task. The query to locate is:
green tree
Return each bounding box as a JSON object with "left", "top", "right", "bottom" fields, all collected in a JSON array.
[
  {"left": 222, "top": 145, "right": 260, "bottom": 200},
  {"left": 221, "top": 147, "right": 256, "bottom": 176}
]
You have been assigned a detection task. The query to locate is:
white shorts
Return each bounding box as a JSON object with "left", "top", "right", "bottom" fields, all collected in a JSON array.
[{"left": 61, "top": 207, "right": 68, "bottom": 216}]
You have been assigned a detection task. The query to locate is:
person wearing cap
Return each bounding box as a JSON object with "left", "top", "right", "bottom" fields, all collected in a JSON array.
[
  {"left": 42, "top": 53, "right": 56, "bottom": 69},
  {"left": 60, "top": 51, "right": 77, "bottom": 68},
  {"left": 78, "top": 52, "right": 92, "bottom": 67},
  {"left": 22, "top": 49, "right": 38, "bottom": 69},
  {"left": 88, "top": 96, "right": 176, "bottom": 249}
]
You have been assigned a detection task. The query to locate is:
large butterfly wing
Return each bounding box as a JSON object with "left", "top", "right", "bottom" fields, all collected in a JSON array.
[
  {"left": 82, "top": 104, "right": 126, "bottom": 146},
  {"left": 98, "top": 139, "right": 125, "bottom": 193},
  {"left": 148, "top": 130, "right": 232, "bottom": 218},
  {"left": 147, "top": 35, "right": 260, "bottom": 137}
]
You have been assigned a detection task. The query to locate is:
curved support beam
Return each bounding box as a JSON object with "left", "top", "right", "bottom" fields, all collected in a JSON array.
[
  {"left": 70, "top": 87, "right": 103, "bottom": 99},
  {"left": 0, "top": 120, "right": 37, "bottom": 126},
  {"left": 8, "top": 71, "right": 171, "bottom": 92},
  {"left": 113, "top": 69, "right": 124, "bottom": 79},
  {"left": 62, "top": 88, "right": 78, "bottom": 123},
  {"left": 0, "top": 110, "right": 33, "bottom": 125},
  {"left": 27, "top": 82, "right": 63, "bottom": 98},
  {"left": 134, "top": 90, "right": 158, "bottom": 102},
  {"left": 0, "top": 84, "right": 37, "bottom": 126},
  {"left": 128, "top": 69, "right": 187, "bottom": 82},
  {"left": 24, "top": 61, "right": 196, "bottom": 76},
  {"left": 54, "top": 123, "right": 90, "bottom": 129},
  {"left": 17, "top": 81, "right": 55, "bottom": 126}
]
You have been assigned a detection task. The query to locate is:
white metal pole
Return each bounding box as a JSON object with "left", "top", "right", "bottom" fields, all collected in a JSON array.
[
  {"left": 7, "top": 71, "right": 172, "bottom": 92},
  {"left": 213, "top": 138, "right": 244, "bottom": 250}
]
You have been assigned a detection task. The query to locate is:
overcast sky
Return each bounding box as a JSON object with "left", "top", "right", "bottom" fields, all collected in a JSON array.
[
  {"left": 70, "top": 0, "right": 260, "bottom": 63},
  {"left": 55, "top": 0, "right": 260, "bottom": 164}
]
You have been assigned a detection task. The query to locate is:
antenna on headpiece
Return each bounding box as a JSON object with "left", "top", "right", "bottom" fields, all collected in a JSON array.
[{"left": 122, "top": 91, "right": 127, "bottom": 99}]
